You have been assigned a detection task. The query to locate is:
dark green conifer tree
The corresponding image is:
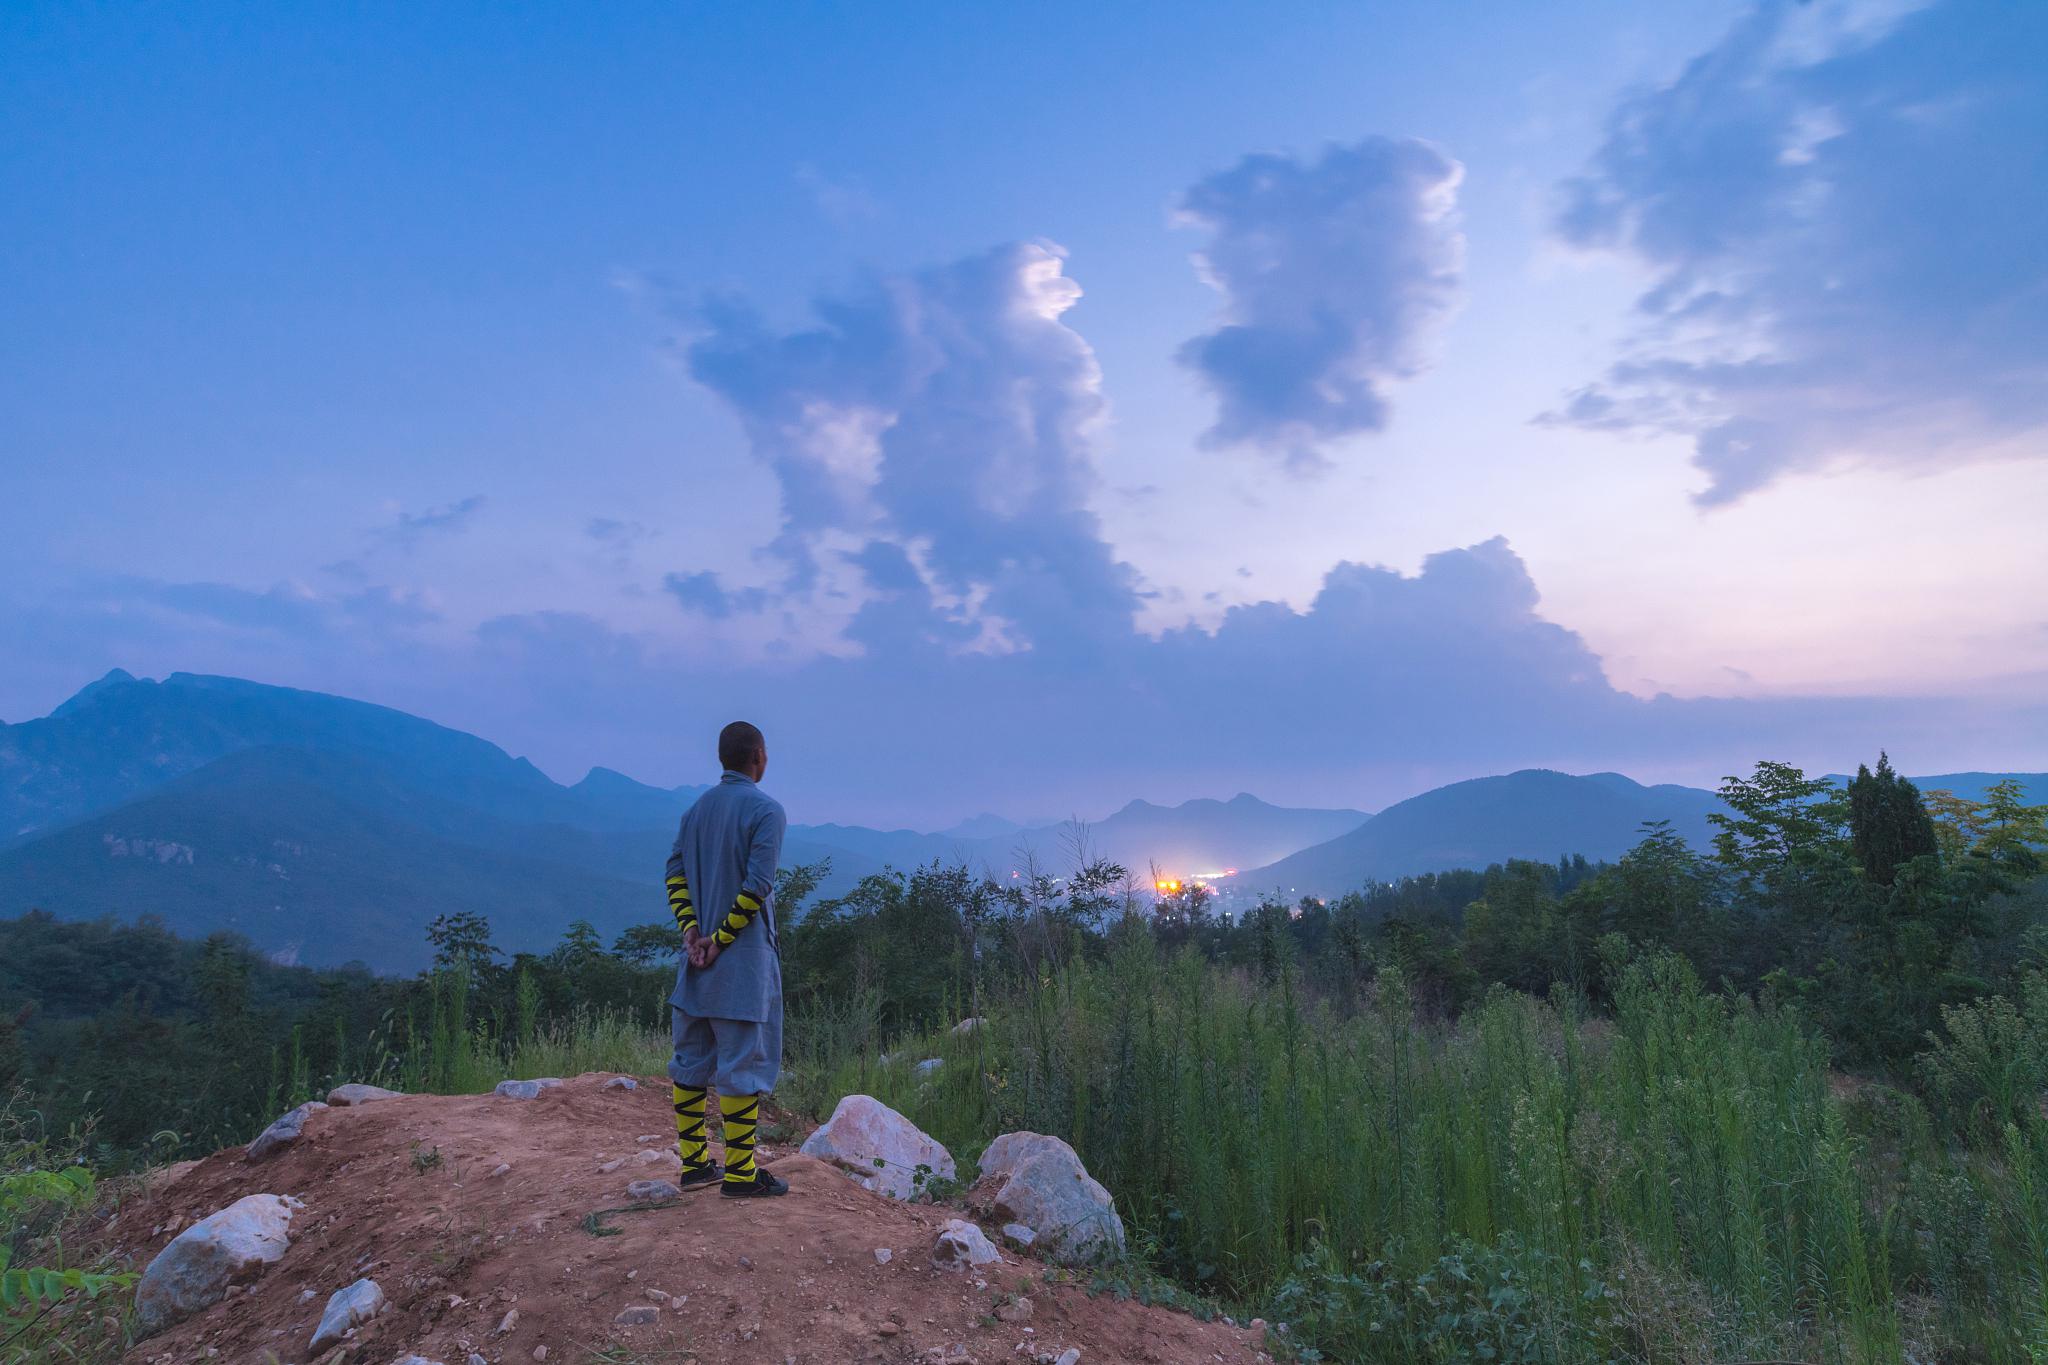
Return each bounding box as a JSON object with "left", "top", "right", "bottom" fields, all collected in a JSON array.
[{"left": 1847, "top": 751, "right": 1941, "bottom": 885}]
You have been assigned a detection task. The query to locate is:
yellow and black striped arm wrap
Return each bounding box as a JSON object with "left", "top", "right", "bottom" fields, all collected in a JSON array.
[
  {"left": 667, "top": 874, "right": 697, "bottom": 937},
  {"left": 710, "top": 890, "right": 764, "bottom": 948}
]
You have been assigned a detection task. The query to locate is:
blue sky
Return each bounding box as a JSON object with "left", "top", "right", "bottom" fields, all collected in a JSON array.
[{"left": 3, "top": 1, "right": 2044, "bottom": 826}]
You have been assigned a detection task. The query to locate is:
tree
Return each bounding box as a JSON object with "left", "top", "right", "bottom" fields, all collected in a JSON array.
[
  {"left": 425, "top": 911, "right": 500, "bottom": 979},
  {"left": 612, "top": 922, "right": 678, "bottom": 968},
  {"left": 1976, "top": 779, "right": 2048, "bottom": 876},
  {"left": 1709, "top": 760, "right": 1856, "bottom": 913},
  {"left": 1846, "top": 752, "right": 1941, "bottom": 884}
]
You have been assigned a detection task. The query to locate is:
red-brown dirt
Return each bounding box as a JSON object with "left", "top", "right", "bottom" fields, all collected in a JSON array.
[{"left": 105, "top": 1074, "right": 1271, "bottom": 1365}]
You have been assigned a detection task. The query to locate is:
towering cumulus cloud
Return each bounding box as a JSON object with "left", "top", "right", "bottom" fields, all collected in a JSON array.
[
  {"left": 1550, "top": 0, "right": 2048, "bottom": 505},
  {"left": 1174, "top": 136, "right": 1465, "bottom": 470},
  {"left": 682, "top": 242, "right": 1138, "bottom": 657}
]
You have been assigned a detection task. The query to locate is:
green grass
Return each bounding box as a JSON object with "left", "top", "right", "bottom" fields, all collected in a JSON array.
[{"left": 786, "top": 944, "right": 2048, "bottom": 1364}]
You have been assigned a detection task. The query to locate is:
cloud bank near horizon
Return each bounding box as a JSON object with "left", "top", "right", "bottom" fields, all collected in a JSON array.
[{"left": 11, "top": 529, "right": 2040, "bottom": 827}]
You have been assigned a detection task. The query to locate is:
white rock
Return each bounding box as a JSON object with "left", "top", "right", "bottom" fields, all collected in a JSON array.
[
  {"left": 390, "top": 1357, "right": 445, "bottom": 1365},
  {"left": 974, "top": 1132, "right": 1126, "bottom": 1265},
  {"left": 1002, "top": 1222, "right": 1037, "bottom": 1250},
  {"left": 487, "top": 1162, "right": 512, "bottom": 1178},
  {"left": 493, "top": 1078, "right": 564, "bottom": 1100},
  {"left": 326, "top": 1083, "right": 406, "bottom": 1106},
  {"left": 495, "top": 1307, "right": 520, "bottom": 1336},
  {"left": 931, "top": 1218, "right": 1002, "bottom": 1271},
  {"left": 134, "top": 1193, "right": 303, "bottom": 1336},
  {"left": 799, "top": 1095, "right": 956, "bottom": 1200},
  {"left": 311, "top": 1277, "right": 387, "bottom": 1351},
  {"left": 952, "top": 1017, "right": 986, "bottom": 1035},
  {"left": 614, "top": 1305, "right": 661, "bottom": 1325},
  {"left": 468, "top": 1354, "right": 488, "bottom": 1365},
  {"left": 915, "top": 1057, "right": 944, "bottom": 1076},
  {"left": 246, "top": 1102, "right": 328, "bottom": 1162},
  {"left": 602, "top": 1076, "right": 638, "bottom": 1090},
  {"left": 874, "top": 1247, "right": 893, "bottom": 1264},
  {"left": 634, "top": 1148, "right": 682, "bottom": 1169},
  {"left": 1055, "top": 1350, "right": 1082, "bottom": 1365}
]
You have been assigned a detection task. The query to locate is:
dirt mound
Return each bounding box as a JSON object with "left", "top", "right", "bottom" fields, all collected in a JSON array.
[{"left": 107, "top": 1074, "right": 1267, "bottom": 1365}]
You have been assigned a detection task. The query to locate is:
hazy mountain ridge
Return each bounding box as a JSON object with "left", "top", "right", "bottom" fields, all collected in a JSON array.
[
  {"left": 1238, "top": 766, "right": 2046, "bottom": 898},
  {"left": 0, "top": 672, "right": 1367, "bottom": 969}
]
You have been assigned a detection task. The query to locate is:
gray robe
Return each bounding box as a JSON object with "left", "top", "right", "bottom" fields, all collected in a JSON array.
[{"left": 667, "top": 770, "right": 787, "bottom": 1024}]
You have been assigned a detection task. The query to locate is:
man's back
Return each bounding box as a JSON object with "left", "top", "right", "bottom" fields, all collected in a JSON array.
[{"left": 669, "top": 770, "right": 786, "bottom": 1024}]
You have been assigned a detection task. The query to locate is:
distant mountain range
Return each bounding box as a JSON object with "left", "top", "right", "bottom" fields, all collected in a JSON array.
[
  {"left": 3, "top": 671, "right": 2037, "bottom": 968},
  {"left": 1235, "top": 766, "right": 2047, "bottom": 899},
  {"left": 0, "top": 672, "right": 1365, "bottom": 970}
]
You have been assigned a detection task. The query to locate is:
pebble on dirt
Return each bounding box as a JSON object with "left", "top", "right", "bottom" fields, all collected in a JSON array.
[
  {"left": 325, "top": 1083, "right": 406, "bottom": 1106},
  {"left": 602, "top": 1076, "right": 638, "bottom": 1090},
  {"left": 931, "top": 1218, "right": 1002, "bottom": 1271},
  {"left": 493, "top": 1078, "right": 564, "bottom": 1100},
  {"left": 245, "top": 1101, "right": 328, "bottom": 1162},
  {"left": 310, "top": 1276, "right": 387, "bottom": 1351},
  {"left": 626, "top": 1179, "right": 680, "bottom": 1202}
]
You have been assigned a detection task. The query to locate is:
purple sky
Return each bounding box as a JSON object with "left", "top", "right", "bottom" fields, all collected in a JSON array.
[{"left": 3, "top": 0, "right": 2044, "bottom": 826}]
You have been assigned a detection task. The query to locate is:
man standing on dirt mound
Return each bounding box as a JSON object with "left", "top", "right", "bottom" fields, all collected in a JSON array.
[{"left": 664, "top": 719, "right": 790, "bottom": 1198}]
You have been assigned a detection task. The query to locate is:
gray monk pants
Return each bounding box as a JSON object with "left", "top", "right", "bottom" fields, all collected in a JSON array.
[{"left": 668, "top": 1006, "right": 782, "bottom": 1095}]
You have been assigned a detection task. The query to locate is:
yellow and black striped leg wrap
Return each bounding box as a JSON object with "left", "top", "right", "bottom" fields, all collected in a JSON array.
[
  {"left": 719, "top": 1091, "right": 760, "bottom": 1184},
  {"left": 673, "top": 1083, "right": 712, "bottom": 1174}
]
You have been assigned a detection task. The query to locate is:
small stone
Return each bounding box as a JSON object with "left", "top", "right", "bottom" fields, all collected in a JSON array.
[
  {"left": 533, "top": 1349, "right": 548, "bottom": 1362},
  {"left": 597, "top": 1158, "right": 625, "bottom": 1174},
  {"left": 915, "top": 1057, "right": 944, "bottom": 1076},
  {"left": 874, "top": 1247, "right": 893, "bottom": 1264},
  {"left": 495, "top": 1307, "right": 519, "bottom": 1336},
  {"left": 246, "top": 1101, "right": 329, "bottom": 1162},
  {"left": 625, "top": 1269, "right": 638, "bottom": 1281},
  {"left": 1249, "top": 1317, "right": 1265, "bottom": 1333},
  {"left": 635, "top": 1148, "right": 682, "bottom": 1169},
  {"left": 492, "top": 1078, "right": 563, "bottom": 1101},
  {"left": 487, "top": 1163, "right": 511, "bottom": 1179},
  {"left": 390, "top": 1357, "right": 446, "bottom": 1365},
  {"left": 738, "top": 1255, "right": 754, "bottom": 1271},
  {"left": 602, "top": 1076, "right": 638, "bottom": 1090},
  {"left": 995, "top": 1296, "right": 1034, "bottom": 1323},
  {"left": 1001, "top": 1223, "right": 1036, "bottom": 1250},
  {"left": 878, "top": 1323, "right": 901, "bottom": 1337},
  {"left": 299, "top": 1289, "right": 318, "bottom": 1303},
  {"left": 325, "top": 1083, "right": 405, "bottom": 1106},
  {"left": 644, "top": 1288, "right": 669, "bottom": 1303},
  {"left": 310, "top": 1277, "right": 387, "bottom": 1352},
  {"left": 1055, "top": 1351, "right": 1082, "bottom": 1365},
  {"left": 614, "top": 1305, "right": 661, "bottom": 1325},
  {"left": 932, "top": 1218, "right": 1002, "bottom": 1271},
  {"left": 469, "top": 1355, "right": 488, "bottom": 1365},
  {"left": 626, "top": 1180, "right": 680, "bottom": 1202}
]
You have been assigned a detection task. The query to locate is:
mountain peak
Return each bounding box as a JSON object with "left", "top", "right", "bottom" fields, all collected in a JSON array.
[{"left": 50, "top": 668, "right": 144, "bottom": 718}]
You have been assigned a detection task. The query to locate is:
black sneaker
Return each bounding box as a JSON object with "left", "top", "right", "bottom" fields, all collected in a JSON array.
[
  {"left": 679, "top": 1162, "right": 723, "bottom": 1189},
  {"left": 720, "top": 1168, "right": 789, "bottom": 1198}
]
